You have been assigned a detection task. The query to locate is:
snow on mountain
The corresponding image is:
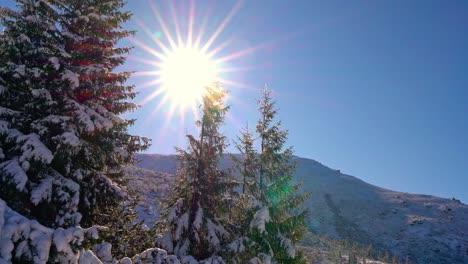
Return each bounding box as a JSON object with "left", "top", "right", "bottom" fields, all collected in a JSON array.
[
  {"left": 124, "top": 166, "right": 173, "bottom": 226},
  {"left": 129, "top": 154, "right": 468, "bottom": 264},
  {"left": 294, "top": 158, "right": 468, "bottom": 264}
]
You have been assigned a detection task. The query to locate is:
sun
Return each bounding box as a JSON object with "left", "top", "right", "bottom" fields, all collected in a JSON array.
[
  {"left": 129, "top": 0, "right": 267, "bottom": 119},
  {"left": 159, "top": 46, "right": 219, "bottom": 109}
]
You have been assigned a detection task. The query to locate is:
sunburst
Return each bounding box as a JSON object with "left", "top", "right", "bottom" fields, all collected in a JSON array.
[{"left": 128, "top": 0, "right": 265, "bottom": 121}]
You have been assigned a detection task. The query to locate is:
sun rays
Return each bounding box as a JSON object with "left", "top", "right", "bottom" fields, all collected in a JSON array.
[
  {"left": 159, "top": 46, "right": 218, "bottom": 108},
  {"left": 128, "top": 0, "right": 265, "bottom": 121}
]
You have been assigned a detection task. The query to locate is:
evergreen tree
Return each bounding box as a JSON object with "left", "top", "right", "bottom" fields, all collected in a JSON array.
[
  {"left": 230, "top": 87, "right": 310, "bottom": 263},
  {"left": 96, "top": 187, "right": 157, "bottom": 260},
  {"left": 226, "top": 126, "right": 260, "bottom": 263},
  {"left": 235, "top": 126, "right": 258, "bottom": 196},
  {"left": 0, "top": 0, "right": 148, "bottom": 260},
  {"left": 158, "top": 84, "right": 235, "bottom": 260}
]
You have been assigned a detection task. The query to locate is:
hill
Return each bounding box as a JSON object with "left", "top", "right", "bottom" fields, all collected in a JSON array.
[{"left": 128, "top": 154, "right": 468, "bottom": 264}]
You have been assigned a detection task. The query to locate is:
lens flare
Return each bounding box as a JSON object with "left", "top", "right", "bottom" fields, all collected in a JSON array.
[
  {"left": 128, "top": 0, "right": 282, "bottom": 121},
  {"left": 159, "top": 46, "right": 219, "bottom": 110}
]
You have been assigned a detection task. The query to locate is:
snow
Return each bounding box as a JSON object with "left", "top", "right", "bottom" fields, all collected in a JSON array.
[
  {"left": 0, "top": 122, "right": 8, "bottom": 134},
  {"left": 111, "top": 115, "right": 126, "bottom": 124},
  {"left": 61, "top": 28, "right": 81, "bottom": 41},
  {"left": 168, "top": 199, "right": 184, "bottom": 223},
  {"left": 28, "top": 225, "right": 52, "bottom": 263},
  {"left": 61, "top": 70, "right": 80, "bottom": 89},
  {"left": 279, "top": 235, "right": 295, "bottom": 258},
  {"left": 55, "top": 131, "right": 80, "bottom": 147},
  {"left": 72, "top": 104, "right": 96, "bottom": 132},
  {"left": 48, "top": 24, "right": 57, "bottom": 31},
  {"left": 226, "top": 238, "right": 246, "bottom": 253},
  {"left": 73, "top": 169, "right": 84, "bottom": 180},
  {"left": 0, "top": 160, "right": 28, "bottom": 191},
  {"left": 31, "top": 89, "right": 52, "bottom": 101},
  {"left": 18, "top": 33, "right": 30, "bottom": 43},
  {"left": 93, "top": 243, "right": 113, "bottom": 263},
  {"left": 175, "top": 213, "right": 189, "bottom": 241},
  {"left": 114, "top": 147, "right": 129, "bottom": 159},
  {"left": 180, "top": 255, "right": 198, "bottom": 264},
  {"left": 42, "top": 115, "right": 71, "bottom": 124},
  {"left": 249, "top": 254, "right": 272, "bottom": 264},
  {"left": 17, "top": 133, "right": 53, "bottom": 165},
  {"left": 174, "top": 238, "right": 189, "bottom": 257},
  {"left": 119, "top": 257, "right": 132, "bottom": 264},
  {"left": 28, "top": 67, "right": 43, "bottom": 78},
  {"left": 193, "top": 207, "right": 203, "bottom": 229},
  {"left": 12, "top": 64, "right": 25, "bottom": 77},
  {"left": 48, "top": 57, "right": 60, "bottom": 70},
  {"left": 78, "top": 250, "right": 102, "bottom": 264},
  {"left": 206, "top": 219, "right": 228, "bottom": 250},
  {"left": 66, "top": 100, "right": 115, "bottom": 133},
  {"left": 164, "top": 255, "right": 181, "bottom": 264},
  {"left": 0, "top": 240, "right": 13, "bottom": 263},
  {"left": 0, "top": 198, "right": 103, "bottom": 263},
  {"left": 250, "top": 206, "right": 270, "bottom": 234},
  {"left": 88, "top": 13, "right": 102, "bottom": 20},
  {"left": 79, "top": 15, "right": 90, "bottom": 23},
  {"left": 56, "top": 46, "right": 71, "bottom": 58},
  {"left": 199, "top": 256, "right": 225, "bottom": 264},
  {"left": 30, "top": 177, "right": 53, "bottom": 205},
  {"left": 158, "top": 232, "right": 174, "bottom": 254},
  {"left": 0, "top": 107, "right": 18, "bottom": 119},
  {"left": 132, "top": 247, "right": 184, "bottom": 264}
]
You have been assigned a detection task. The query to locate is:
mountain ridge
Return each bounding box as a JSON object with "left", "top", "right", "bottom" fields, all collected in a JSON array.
[{"left": 130, "top": 153, "right": 468, "bottom": 264}]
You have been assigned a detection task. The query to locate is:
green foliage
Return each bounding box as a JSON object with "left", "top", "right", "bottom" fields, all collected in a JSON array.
[
  {"left": 233, "top": 126, "right": 257, "bottom": 196},
  {"left": 230, "top": 87, "right": 310, "bottom": 263},
  {"left": 96, "top": 188, "right": 157, "bottom": 259},
  {"left": 158, "top": 84, "right": 236, "bottom": 260},
  {"left": 0, "top": 0, "right": 149, "bottom": 230},
  {"left": 0, "top": 0, "right": 148, "bottom": 261}
]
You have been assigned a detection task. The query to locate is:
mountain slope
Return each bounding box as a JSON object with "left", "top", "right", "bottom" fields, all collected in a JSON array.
[
  {"left": 294, "top": 158, "right": 467, "bottom": 263},
  {"left": 130, "top": 154, "right": 468, "bottom": 264}
]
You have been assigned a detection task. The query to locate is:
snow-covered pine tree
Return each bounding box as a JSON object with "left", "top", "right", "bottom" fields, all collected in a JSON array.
[
  {"left": 230, "top": 87, "right": 310, "bottom": 263},
  {"left": 227, "top": 126, "right": 258, "bottom": 251},
  {"left": 158, "top": 84, "right": 235, "bottom": 261},
  {"left": 226, "top": 127, "right": 262, "bottom": 263},
  {"left": 0, "top": 0, "right": 148, "bottom": 261},
  {"left": 97, "top": 187, "right": 157, "bottom": 260}
]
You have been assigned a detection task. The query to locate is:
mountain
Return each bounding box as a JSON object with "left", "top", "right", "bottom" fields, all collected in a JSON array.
[{"left": 129, "top": 154, "right": 468, "bottom": 264}]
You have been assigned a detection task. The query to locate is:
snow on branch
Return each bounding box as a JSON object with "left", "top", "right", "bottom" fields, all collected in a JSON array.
[
  {"left": 0, "top": 198, "right": 104, "bottom": 263},
  {"left": 250, "top": 206, "right": 270, "bottom": 234},
  {"left": 206, "top": 219, "right": 228, "bottom": 251},
  {"left": 249, "top": 253, "right": 272, "bottom": 264},
  {"left": 16, "top": 133, "right": 53, "bottom": 166},
  {"left": 278, "top": 234, "right": 295, "bottom": 258},
  {"left": 0, "top": 160, "right": 28, "bottom": 191},
  {"left": 61, "top": 70, "right": 80, "bottom": 89}
]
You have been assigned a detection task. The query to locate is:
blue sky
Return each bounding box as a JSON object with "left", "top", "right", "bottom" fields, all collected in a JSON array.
[
  {"left": 2, "top": 1, "right": 467, "bottom": 202},
  {"left": 124, "top": 0, "right": 468, "bottom": 202}
]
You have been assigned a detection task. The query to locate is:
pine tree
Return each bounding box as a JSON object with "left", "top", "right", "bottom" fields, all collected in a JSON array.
[
  {"left": 235, "top": 126, "right": 258, "bottom": 196},
  {"left": 96, "top": 187, "right": 157, "bottom": 260},
  {"left": 0, "top": 0, "right": 148, "bottom": 261},
  {"left": 231, "top": 87, "right": 310, "bottom": 263},
  {"left": 158, "top": 84, "right": 234, "bottom": 260}
]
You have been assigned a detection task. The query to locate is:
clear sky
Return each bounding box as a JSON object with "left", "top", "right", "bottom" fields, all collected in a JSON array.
[{"left": 2, "top": 0, "right": 467, "bottom": 202}]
